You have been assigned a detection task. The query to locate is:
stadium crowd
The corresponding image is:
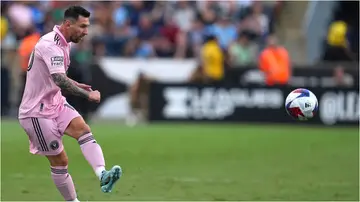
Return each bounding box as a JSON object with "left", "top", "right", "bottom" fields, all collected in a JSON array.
[{"left": 1, "top": 1, "right": 281, "bottom": 59}]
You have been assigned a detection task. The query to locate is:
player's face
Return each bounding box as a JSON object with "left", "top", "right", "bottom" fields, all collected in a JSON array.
[{"left": 69, "top": 16, "right": 89, "bottom": 43}]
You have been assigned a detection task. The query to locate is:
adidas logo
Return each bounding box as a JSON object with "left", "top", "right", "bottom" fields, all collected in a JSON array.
[{"left": 305, "top": 103, "right": 311, "bottom": 108}]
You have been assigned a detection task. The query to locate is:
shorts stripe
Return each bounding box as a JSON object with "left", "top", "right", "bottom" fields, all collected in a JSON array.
[
  {"left": 35, "top": 118, "right": 49, "bottom": 151},
  {"left": 31, "top": 118, "right": 46, "bottom": 151},
  {"left": 34, "top": 118, "right": 49, "bottom": 151},
  {"left": 78, "top": 135, "right": 95, "bottom": 145},
  {"left": 31, "top": 118, "right": 49, "bottom": 151}
]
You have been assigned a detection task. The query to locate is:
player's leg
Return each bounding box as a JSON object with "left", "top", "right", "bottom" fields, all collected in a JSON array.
[
  {"left": 47, "top": 150, "right": 79, "bottom": 202},
  {"left": 58, "top": 104, "right": 122, "bottom": 193},
  {"left": 64, "top": 116, "right": 106, "bottom": 177},
  {"left": 65, "top": 116, "right": 122, "bottom": 193},
  {"left": 19, "top": 117, "right": 79, "bottom": 201}
]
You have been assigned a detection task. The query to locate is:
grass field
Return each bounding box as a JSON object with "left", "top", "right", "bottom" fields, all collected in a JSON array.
[{"left": 1, "top": 120, "right": 359, "bottom": 201}]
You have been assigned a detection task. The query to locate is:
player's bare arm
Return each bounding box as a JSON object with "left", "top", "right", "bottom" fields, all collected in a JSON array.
[
  {"left": 68, "top": 78, "right": 92, "bottom": 90},
  {"left": 68, "top": 78, "right": 79, "bottom": 85},
  {"left": 52, "top": 73, "right": 90, "bottom": 99}
]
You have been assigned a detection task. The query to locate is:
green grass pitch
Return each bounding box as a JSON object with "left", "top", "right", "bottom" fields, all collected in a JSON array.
[{"left": 1, "top": 120, "right": 359, "bottom": 201}]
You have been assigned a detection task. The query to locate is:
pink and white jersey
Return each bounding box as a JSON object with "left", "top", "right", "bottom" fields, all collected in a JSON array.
[{"left": 19, "top": 25, "right": 72, "bottom": 119}]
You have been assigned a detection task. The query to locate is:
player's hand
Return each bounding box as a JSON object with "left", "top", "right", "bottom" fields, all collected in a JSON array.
[
  {"left": 77, "top": 83, "right": 92, "bottom": 92},
  {"left": 88, "top": 90, "right": 101, "bottom": 103}
]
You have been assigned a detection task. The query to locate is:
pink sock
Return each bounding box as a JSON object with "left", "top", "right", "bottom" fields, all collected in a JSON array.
[
  {"left": 51, "top": 166, "right": 77, "bottom": 201},
  {"left": 78, "top": 133, "right": 106, "bottom": 179}
]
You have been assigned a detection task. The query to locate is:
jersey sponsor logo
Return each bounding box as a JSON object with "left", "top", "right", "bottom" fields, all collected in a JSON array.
[{"left": 50, "top": 56, "right": 64, "bottom": 67}]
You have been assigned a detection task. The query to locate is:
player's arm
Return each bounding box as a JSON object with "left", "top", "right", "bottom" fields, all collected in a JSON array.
[
  {"left": 42, "top": 45, "right": 89, "bottom": 99},
  {"left": 51, "top": 73, "right": 90, "bottom": 99},
  {"left": 67, "top": 77, "right": 93, "bottom": 91},
  {"left": 68, "top": 77, "right": 79, "bottom": 86}
]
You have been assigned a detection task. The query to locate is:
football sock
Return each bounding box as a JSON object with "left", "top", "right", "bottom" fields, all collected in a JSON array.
[
  {"left": 78, "top": 132, "right": 106, "bottom": 180},
  {"left": 50, "top": 166, "right": 77, "bottom": 201}
]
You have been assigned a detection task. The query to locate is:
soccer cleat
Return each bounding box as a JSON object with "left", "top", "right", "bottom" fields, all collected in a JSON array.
[{"left": 100, "top": 165, "right": 122, "bottom": 193}]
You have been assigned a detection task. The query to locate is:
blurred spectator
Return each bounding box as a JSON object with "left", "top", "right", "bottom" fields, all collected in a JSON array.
[
  {"left": 201, "top": 35, "right": 225, "bottom": 84},
  {"left": 333, "top": 65, "right": 353, "bottom": 87},
  {"left": 323, "top": 21, "right": 355, "bottom": 62},
  {"left": 259, "top": 35, "right": 290, "bottom": 86},
  {"left": 251, "top": 2, "right": 271, "bottom": 35},
  {"left": 228, "top": 31, "right": 257, "bottom": 67},
  {"left": 127, "top": 1, "right": 152, "bottom": 27},
  {"left": 188, "top": 19, "right": 205, "bottom": 58},
  {"left": 137, "top": 13, "right": 157, "bottom": 41},
  {"left": 239, "top": 2, "right": 270, "bottom": 45},
  {"left": 326, "top": 1, "right": 359, "bottom": 62},
  {"left": 160, "top": 17, "right": 180, "bottom": 45},
  {"left": 18, "top": 27, "right": 41, "bottom": 73},
  {"left": 171, "top": 1, "right": 195, "bottom": 32},
  {"left": 7, "top": 3, "right": 33, "bottom": 33},
  {"left": 153, "top": 36, "right": 174, "bottom": 58},
  {"left": 1, "top": 15, "right": 8, "bottom": 41},
  {"left": 207, "top": 15, "right": 237, "bottom": 49},
  {"left": 112, "top": 1, "right": 128, "bottom": 28},
  {"left": 198, "top": 6, "right": 217, "bottom": 26}
]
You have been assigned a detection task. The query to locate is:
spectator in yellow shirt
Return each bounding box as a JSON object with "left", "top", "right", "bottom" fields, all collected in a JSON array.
[
  {"left": 323, "top": 21, "right": 354, "bottom": 61},
  {"left": 327, "top": 21, "right": 347, "bottom": 47},
  {"left": 200, "top": 35, "right": 224, "bottom": 84},
  {"left": 0, "top": 16, "right": 8, "bottom": 41}
]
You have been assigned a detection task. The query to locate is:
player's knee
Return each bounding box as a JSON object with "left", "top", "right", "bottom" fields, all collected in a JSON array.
[
  {"left": 66, "top": 117, "right": 91, "bottom": 139},
  {"left": 78, "top": 124, "right": 91, "bottom": 136},
  {"left": 70, "top": 121, "right": 91, "bottom": 138},
  {"left": 47, "top": 152, "right": 68, "bottom": 166},
  {"left": 56, "top": 156, "right": 68, "bottom": 166}
]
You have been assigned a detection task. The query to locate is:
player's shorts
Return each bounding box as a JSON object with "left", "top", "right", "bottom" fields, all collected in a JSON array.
[{"left": 19, "top": 103, "right": 81, "bottom": 156}]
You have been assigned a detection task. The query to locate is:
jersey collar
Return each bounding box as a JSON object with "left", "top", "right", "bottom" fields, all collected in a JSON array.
[{"left": 53, "top": 25, "right": 70, "bottom": 46}]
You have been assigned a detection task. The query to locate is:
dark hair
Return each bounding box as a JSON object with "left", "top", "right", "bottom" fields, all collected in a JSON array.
[
  {"left": 203, "top": 34, "right": 217, "bottom": 44},
  {"left": 64, "top": 6, "right": 90, "bottom": 21}
]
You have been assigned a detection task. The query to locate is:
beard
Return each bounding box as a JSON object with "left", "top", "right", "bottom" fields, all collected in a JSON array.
[{"left": 70, "top": 35, "right": 84, "bottom": 43}]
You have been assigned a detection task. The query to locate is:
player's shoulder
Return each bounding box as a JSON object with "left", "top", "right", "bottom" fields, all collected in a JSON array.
[{"left": 36, "top": 31, "right": 62, "bottom": 51}]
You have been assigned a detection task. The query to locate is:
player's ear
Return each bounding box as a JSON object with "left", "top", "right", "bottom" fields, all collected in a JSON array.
[
  {"left": 64, "top": 19, "right": 74, "bottom": 28},
  {"left": 63, "top": 20, "right": 69, "bottom": 28}
]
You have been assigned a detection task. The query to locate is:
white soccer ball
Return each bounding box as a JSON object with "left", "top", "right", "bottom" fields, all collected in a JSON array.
[{"left": 285, "top": 88, "right": 319, "bottom": 121}]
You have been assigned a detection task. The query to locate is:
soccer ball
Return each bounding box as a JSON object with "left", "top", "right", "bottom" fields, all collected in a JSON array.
[{"left": 285, "top": 88, "right": 318, "bottom": 121}]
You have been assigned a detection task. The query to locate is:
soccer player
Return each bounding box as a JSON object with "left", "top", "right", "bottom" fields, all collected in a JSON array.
[{"left": 18, "top": 6, "right": 122, "bottom": 202}]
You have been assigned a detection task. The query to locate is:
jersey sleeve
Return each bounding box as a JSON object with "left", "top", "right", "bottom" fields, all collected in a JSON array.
[{"left": 41, "top": 45, "right": 66, "bottom": 74}]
